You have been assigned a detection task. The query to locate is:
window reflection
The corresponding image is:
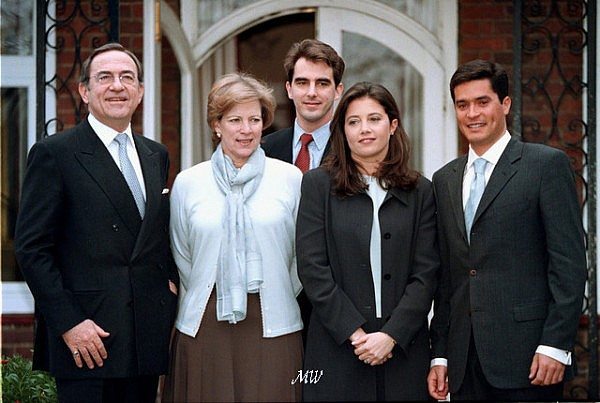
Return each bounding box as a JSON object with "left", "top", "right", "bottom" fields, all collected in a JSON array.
[
  {"left": 1, "top": 88, "right": 28, "bottom": 281},
  {"left": 1, "top": 1, "right": 33, "bottom": 56},
  {"left": 342, "top": 31, "right": 423, "bottom": 170}
]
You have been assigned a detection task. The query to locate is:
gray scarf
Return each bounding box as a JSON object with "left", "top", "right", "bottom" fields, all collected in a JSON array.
[{"left": 211, "top": 144, "right": 265, "bottom": 323}]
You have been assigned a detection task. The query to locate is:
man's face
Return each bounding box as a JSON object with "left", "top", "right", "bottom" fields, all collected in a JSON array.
[
  {"left": 78, "top": 50, "right": 144, "bottom": 132},
  {"left": 453, "top": 78, "right": 511, "bottom": 155},
  {"left": 286, "top": 58, "right": 343, "bottom": 133}
]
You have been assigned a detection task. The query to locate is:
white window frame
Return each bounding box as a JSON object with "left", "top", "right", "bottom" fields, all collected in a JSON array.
[{"left": 1, "top": 1, "right": 56, "bottom": 314}]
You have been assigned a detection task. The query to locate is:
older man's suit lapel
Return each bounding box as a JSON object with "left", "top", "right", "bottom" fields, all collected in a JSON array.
[
  {"left": 74, "top": 120, "right": 142, "bottom": 236},
  {"left": 131, "top": 135, "right": 162, "bottom": 261},
  {"left": 472, "top": 138, "right": 521, "bottom": 226}
]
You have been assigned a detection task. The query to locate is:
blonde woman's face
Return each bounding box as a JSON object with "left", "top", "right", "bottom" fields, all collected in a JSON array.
[{"left": 214, "top": 100, "right": 263, "bottom": 168}]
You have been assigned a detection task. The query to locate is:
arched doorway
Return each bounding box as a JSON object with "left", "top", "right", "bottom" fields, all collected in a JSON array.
[{"left": 164, "top": 0, "right": 458, "bottom": 178}]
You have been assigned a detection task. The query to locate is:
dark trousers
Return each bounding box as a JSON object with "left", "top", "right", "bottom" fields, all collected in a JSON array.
[
  {"left": 452, "top": 334, "right": 563, "bottom": 402},
  {"left": 56, "top": 375, "right": 159, "bottom": 403}
]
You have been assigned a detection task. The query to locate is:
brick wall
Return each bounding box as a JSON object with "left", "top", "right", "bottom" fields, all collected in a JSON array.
[
  {"left": 2, "top": 315, "right": 35, "bottom": 359},
  {"left": 456, "top": 0, "right": 515, "bottom": 153}
]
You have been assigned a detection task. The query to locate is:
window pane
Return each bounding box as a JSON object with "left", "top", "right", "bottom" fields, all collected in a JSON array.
[
  {"left": 197, "top": 0, "right": 258, "bottom": 35},
  {"left": 342, "top": 31, "right": 423, "bottom": 170},
  {"left": 1, "top": 1, "right": 33, "bottom": 55},
  {"left": 2, "top": 87, "right": 28, "bottom": 281}
]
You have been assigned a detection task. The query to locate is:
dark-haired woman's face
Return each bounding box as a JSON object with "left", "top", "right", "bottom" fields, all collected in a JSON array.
[{"left": 343, "top": 97, "right": 398, "bottom": 167}]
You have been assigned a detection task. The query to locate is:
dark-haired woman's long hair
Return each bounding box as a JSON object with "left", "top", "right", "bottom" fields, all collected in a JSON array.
[{"left": 323, "top": 82, "right": 420, "bottom": 197}]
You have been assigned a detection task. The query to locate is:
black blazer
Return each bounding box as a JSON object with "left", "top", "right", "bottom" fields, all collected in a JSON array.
[
  {"left": 14, "top": 119, "right": 179, "bottom": 379},
  {"left": 296, "top": 168, "right": 439, "bottom": 401},
  {"left": 261, "top": 126, "right": 332, "bottom": 164},
  {"left": 430, "top": 137, "right": 587, "bottom": 391}
]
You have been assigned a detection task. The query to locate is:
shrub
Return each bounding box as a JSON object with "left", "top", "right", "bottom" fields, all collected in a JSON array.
[{"left": 1, "top": 355, "right": 58, "bottom": 403}]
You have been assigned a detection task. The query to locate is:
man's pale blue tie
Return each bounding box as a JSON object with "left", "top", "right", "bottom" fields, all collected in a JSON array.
[
  {"left": 464, "top": 158, "right": 488, "bottom": 243},
  {"left": 114, "top": 133, "right": 145, "bottom": 218}
]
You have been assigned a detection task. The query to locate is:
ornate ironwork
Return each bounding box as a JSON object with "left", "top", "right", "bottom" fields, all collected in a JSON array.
[
  {"left": 36, "top": 0, "right": 119, "bottom": 140},
  {"left": 514, "top": 0, "right": 598, "bottom": 399}
]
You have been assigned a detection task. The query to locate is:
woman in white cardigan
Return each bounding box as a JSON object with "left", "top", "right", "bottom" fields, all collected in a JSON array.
[{"left": 163, "top": 72, "right": 303, "bottom": 402}]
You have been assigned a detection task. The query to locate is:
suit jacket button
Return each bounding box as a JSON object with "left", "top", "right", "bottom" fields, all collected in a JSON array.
[
  {"left": 384, "top": 274, "right": 391, "bottom": 280},
  {"left": 383, "top": 233, "right": 391, "bottom": 239},
  {"left": 112, "top": 224, "right": 119, "bottom": 232},
  {"left": 469, "top": 269, "right": 477, "bottom": 276}
]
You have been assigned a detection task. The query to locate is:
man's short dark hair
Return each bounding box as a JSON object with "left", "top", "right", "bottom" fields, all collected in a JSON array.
[
  {"left": 283, "top": 39, "right": 345, "bottom": 86},
  {"left": 79, "top": 42, "right": 143, "bottom": 85},
  {"left": 449, "top": 59, "right": 509, "bottom": 103}
]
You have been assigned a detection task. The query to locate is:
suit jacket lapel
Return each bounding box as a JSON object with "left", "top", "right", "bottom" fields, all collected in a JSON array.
[
  {"left": 447, "top": 156, "right": 469, "bottom": 242},
  {"left": 473, "top": 137, "right": 522, "bottom": 225},
  {"left": 322, "top": 139, "right": 332, "bottom": 163},
  {"left": 282, "top": 127, "right": 294, "bottom": 163},
  {"left": 74, "top": 120, "right": 142, "bottom": 236},
  {"left": 131, "top": 135, "right": 162, "bottom": 261}
]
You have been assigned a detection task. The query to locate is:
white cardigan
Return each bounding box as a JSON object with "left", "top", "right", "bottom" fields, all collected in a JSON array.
[{"left": 170, "top": 157, "right": 303, "bottom": 338}]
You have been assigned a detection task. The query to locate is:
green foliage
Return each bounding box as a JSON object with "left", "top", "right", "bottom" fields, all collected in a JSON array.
[{"left": 1, "top": 355, "right": 58, "bottom": 403}]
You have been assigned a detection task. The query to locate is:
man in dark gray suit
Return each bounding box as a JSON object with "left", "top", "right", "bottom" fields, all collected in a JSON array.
[
  {"left": 427, "top": 59, "right": 586, "bottom": 401},
  {"left": 15, "top": 43, "right": 178, "bottom": 403}
]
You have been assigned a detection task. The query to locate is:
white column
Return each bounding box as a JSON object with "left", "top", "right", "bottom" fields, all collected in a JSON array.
[{"left": 143, "top": 0, "right": 161, "bottom": 141}]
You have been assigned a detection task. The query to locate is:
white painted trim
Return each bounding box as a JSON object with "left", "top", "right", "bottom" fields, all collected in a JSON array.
[
  {"left": 2, "top": 282, "right": 34, "bottom": 314},
  {"left": 160, "top": 1, "right": 200, "bottom": 169},
  {"left": 440, "top": 0, "right": 459, "bottom": 159},
  {"left": 143, "top": 0, "right": 160, "bottom": 142},
  {"left": 180, "top": 0, "right": 198, "bottom": 43},
  {"left": 45, "top": 1, "right": 57, "bottom": 137}
]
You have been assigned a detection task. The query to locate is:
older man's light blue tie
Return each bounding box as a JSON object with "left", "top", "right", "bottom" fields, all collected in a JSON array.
[
  {"left": 114, "top": 133, "right": 145, "bottom": 218},
  {"left": 464, "top": 158, "right": 488, "bottom": 243}
]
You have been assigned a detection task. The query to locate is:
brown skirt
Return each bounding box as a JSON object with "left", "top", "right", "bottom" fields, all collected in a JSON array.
[{"left": 162, "top": 291, "right": 302, "bottom": 402}]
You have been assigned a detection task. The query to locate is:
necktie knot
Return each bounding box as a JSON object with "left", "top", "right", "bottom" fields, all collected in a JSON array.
[
  {"left": 300, "top": 133, "right": 313, "bottom": 146},
  {"left": 114, "top": 133, "right": 128, "bottom": 147},
  {"left": 473, "top": 158, "right": 487, "bottom": 175}
]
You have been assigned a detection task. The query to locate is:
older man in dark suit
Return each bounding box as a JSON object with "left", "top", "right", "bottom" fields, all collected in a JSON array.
[
  {"left": 427, "top": 59, "right": 586, "bottom": 401},
  {"left": 14, "top": 43, "right": 178, "bottom": 403}
]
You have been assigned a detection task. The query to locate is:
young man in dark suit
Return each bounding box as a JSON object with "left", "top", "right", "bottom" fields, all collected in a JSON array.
[
  {"left": 261, "top": 39, "right": 344, "bottom": 342},
  {"left": 427, "top": 59, "right": 587, "bottom": 401},
  {"left": 261, "top": 38, "right": 344, "bottom": 172},
  {"left": 14, "top": 43, "right": 179, "bottom": 403}
]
